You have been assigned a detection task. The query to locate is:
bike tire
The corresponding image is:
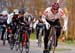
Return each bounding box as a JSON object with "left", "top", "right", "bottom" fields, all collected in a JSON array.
[
  {"left": 52, "top": 34, "right": 56, "bottom": 53},
  {"left": 19, "top": 42, "right": 23, "bottom": 53},
  {"left": 38, "top": 29, "right": 42, "bottom": 47},
  {"left": 26, "top": 41, "right": 30, "bottom": 53},
  {"left": 3, "top": 31, "right": 7, "bottom": 46}
]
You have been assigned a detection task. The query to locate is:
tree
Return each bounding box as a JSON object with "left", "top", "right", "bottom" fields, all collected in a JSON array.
[{"left": 67, "top": 0, "right": 75, "bottom": 40}]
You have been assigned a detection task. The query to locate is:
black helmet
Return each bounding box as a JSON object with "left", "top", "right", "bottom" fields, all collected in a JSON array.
[{"left": 19, "top": 8, "right": 25, "bottom": 14}]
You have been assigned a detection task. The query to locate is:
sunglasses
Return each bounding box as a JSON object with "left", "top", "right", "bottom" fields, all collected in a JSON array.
[{"left": 53, "top": 8, "right": 58, "bottom": 10}]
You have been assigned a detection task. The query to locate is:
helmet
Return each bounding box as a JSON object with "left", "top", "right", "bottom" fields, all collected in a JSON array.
[
  {"left": 1, "top": 10, "right": 8, "bottom": 15},
  {"left": 13, "top": 9, "right": 19, "bottom": 14},
  {"left": 52, "top": 2, "right": 59, "bottom": 10},
  {"left": 19, "top": 9, "right": 25, "bottom": 14}
]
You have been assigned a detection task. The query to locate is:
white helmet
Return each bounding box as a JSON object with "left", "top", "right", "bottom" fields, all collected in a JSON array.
[
  {"left": 13, "top": 9, "right": 19, "bottom": 14},
  {"left": 1, "top": 10, "right": 8, "bottom": 15}
]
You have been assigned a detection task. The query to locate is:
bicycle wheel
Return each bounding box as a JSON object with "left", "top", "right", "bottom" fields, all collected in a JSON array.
[
  {"left": 26, "top": 41, "right": 30, "bottom": 53},
  {"left": 9, "top": 34, "right": 14, "bottom": 50},
  {"left": 48, "top": 39, "right": 53, "bottom": 51},
  {"left": 19, "top": 42, "right": 23, "bottom": 53},
  {"left": 10, "top": 38, "right": 14, "bottom": 50},
  {"left": 38, "top": 29, "right": 42, "bottom": 47},
  {"left": 3, "top": 31, "right": 7, "bottom": 46},
  {"left": 52, "top": 34, "right": 56, "bottom": 53},
  {"left": 15, "top": 40, "right": 20, "bottom": 51},
  {"left": 14, "top": 34, "right": 19, "bottom": 51},
  {"left": 10, "top": 43, "right": 14, "bottom": 50},
  {"left": 48, "top": 35, "right": 56, "bottom": 53}
]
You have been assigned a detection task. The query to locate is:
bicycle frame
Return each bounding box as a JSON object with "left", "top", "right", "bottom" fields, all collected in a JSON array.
[
  {"left": 48, "top": 26, "right": 57, "bottom": 53},
  {"left": 19, "top": 29, "right": 29, "bottom": 53}
]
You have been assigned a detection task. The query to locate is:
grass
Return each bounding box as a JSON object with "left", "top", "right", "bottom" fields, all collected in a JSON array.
[
  {"left": 30, "top": 32, "right": 36, "bottom": 40},
  {"left": 52, "top": 48, "right": 72, "bottom": 51},
  {"left": 59, "top": 40, "right": 75, "bottom": 46},
  {"left": 30, "top": 33, "right": 75, "bottom": 45},
  {"left": 65, "top": 40, "right": 75, "bottom": 45}
]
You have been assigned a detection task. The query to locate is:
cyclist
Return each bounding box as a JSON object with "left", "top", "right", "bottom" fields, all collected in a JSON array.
[
  {"left": 12, "top": 9, "right": 19, "bottom": 35},
  {"left": 24, "top": 11, "right": 34, "bottom": 38},
  {"left": 41, "top": 2, "right": 68, "bottom": 53},
  {"left": 18, "top": 9, "right": 31, "bottom": 52},
  {"left": 0, "top": 10, "right": 8, "bottom": 40},
  {"left": 7, "top": 9, "right": 19, "bottom": 43},
  {"left": 34, "top": 11, "right": 45, "bottom": 43}
]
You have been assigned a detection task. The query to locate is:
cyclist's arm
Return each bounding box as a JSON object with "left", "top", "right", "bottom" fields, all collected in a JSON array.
[
  {"left": 42, "top": 15, "right": 50, "bottom": 30},
  {"left": 41, "top": 8, "right": 50, "bottom": 30},
  {"left": 60, "top": 8, "right": 68, "bottom": 31},
  {"left": 33, "top": 20, "right": 39, "bottom": 29},
  {"left": 7, "top": 13, "right": 14, "bottom": 24}
]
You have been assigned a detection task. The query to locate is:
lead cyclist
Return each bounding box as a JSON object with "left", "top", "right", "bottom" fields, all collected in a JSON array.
[{"left": 41, "top": 2, "right": 68, "bottom": 53}]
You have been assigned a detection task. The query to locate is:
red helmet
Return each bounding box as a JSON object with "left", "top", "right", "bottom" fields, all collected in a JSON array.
[{"left": 52, "top": 2, "right": 59, "bottom": 10}]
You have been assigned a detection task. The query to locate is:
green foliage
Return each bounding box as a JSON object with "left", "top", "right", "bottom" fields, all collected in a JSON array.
[{"left": 30, "top": 32, "right": 36, "bottom": 40}]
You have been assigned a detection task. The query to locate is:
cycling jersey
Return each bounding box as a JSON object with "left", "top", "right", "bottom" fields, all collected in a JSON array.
[
  {"left": 0, "top": 15, "right": 8, "bottom": 24},
  {"left": 43, "top": 7, "right": 65, "bottom": 20},
  {"left": 42, "top": 7, "right": 68, "bottom": 30},
  {"left": 24, "top": 12, "right": 34, "bottom": 28}
]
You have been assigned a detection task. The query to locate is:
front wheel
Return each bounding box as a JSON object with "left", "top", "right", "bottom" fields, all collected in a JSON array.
[
  {"left": 26, "top": 41, "right": 30, "bottom": 53},
  {"left": 52, "top": 35, "right": 56, "bottom": 53},
  {"left": 38, "top": 29, "right": 42, "bottom": 47},
  {"left": 19, "top": 42, "right": 23, "bottom": 53},
  {"left": 48, "top": 40, "right": 53, "bottom": 51}
]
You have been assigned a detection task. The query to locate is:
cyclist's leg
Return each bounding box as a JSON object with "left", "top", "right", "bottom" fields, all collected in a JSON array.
[
  {"left": 26, "top": 30, "right": 30, "bottom": 42},
  {"left": 1, "top": 26, "right": 6, "bottom": 40},
  {"left": 55, "top": 22, "right": 61, "bottom": 47},
  {"left": 44, "top": 27, "right": 51, "bottom": 51},
  {"left": 12, "top": 26, "right": 16, "bottom": 44},
  {"left": 36, "top": 28, "right": 39, "bottom": 40},
  {"left": 27, "top": 29, "right": 31, "bottom": 38}
]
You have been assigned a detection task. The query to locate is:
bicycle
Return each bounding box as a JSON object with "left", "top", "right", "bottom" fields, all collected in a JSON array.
[
  {"left": 9, "top": 34, "right": 15, "bottom": 50},
  {"left": 19, "top": 25, "right": 30, "bottom": 53},
  {"left": 37, "top": 23, "right": 44, "bottom": 47},
  {"left": 14, "top": 25, "right": 21, "bottom": 51},
  {"left": 47, "top": 25, "right": 61, "bottom": 53},
  {"left": 8, "top": 25, "right": 20, "bottom": 51}
]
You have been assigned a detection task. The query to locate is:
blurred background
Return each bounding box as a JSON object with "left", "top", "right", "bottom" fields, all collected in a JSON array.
[{"left": 0, "top": 0, "right": 75, "bottom": 41}]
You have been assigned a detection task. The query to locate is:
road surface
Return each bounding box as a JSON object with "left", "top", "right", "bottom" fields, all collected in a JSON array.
[{"left": 0, "top": 40, "right": 75, "bottom": 53}]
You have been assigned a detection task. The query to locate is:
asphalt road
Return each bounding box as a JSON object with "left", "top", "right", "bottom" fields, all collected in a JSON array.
[{"left": 0, "top": 40, "right": 75, "bottom": 53}]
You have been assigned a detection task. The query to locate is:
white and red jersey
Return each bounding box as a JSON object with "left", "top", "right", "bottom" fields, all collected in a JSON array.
[
  {"left": 43, "top": 7, "right": 65, "bottom": 20},
  {"left": 42, "top": 7, "right": 68, "bottom": 30}
]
